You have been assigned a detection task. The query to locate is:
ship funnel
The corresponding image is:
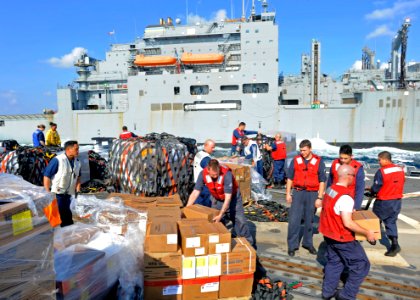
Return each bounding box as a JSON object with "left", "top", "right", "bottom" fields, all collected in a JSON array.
[
  {"left": 159, "top": 18, "right": 165, "bottom": 25},
  {"left": 167, "top": 17, "right": 173, "bottom": 25}
]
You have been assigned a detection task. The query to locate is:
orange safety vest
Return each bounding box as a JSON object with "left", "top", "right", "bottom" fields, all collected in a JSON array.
[
  {"left": 292, "top": 154, "right": 321, "bottom": 191},
  {"left": 330, "top": 159, "right": 362, "bottom": 199},
  {"left": 377, "top": 164, "right": 405, "bottom": 200}
]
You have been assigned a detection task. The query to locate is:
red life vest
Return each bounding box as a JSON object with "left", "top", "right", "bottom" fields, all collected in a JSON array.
[
  {"left": 330, "top": 159, "right": 362, "bottom": 199},
  {"left": 292, "top": 154, "right": 321, "bottom": 191},
  {"left": 377, "top": 164, "right": 405, "bottom": 200},
  {"left": 231, "top": 128, "right": 244, "bottom": 146},
  {"left": 319, "top": 184, "right": 355, "bottom": 242},
  {"left": 271, "top": 140, "right": 287, "bottom": 160},
  {"left": 119, "top": 131, "right": 133, "bottom": 139},
  {"left": 202, "top": 165, "right": 238, "bottom": 201}
]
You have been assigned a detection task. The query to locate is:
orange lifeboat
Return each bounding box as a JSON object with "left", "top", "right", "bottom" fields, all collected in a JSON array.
[
  {"left": 181, "top": 53, "right": 224, "bottom": 65},
  {"left": 134, "top": 55, "right": 177, "bottom": 67}
]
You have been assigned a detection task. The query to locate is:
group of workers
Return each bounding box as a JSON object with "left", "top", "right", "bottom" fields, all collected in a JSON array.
[
  {"left": 32, "top": 122, "right": 61, "bottom": 147},
  {"left": 191, "top": 123, "right": 405, "bottom": 299},
  {"left": 37, "top": 120, "right": 405, "bottom": 300}
]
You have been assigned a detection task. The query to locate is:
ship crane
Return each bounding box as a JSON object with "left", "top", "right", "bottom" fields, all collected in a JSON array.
[{"left": 390, "top": 18, "right": 411, "bottom": 89}]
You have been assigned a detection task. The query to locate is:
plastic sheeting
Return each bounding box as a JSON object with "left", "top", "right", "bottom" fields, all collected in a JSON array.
[
  {"left": 0, "top": 173, "right": 56, "bottom": 299},
  {"left": 251, "top": 167, "right": 272, "bottom": 202},
  {"left": 59, "top": 193, "right": 147, "bottom": 299}
]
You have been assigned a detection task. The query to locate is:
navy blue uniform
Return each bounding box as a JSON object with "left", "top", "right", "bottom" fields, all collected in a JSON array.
[
  {"left": 195, "top": 156, "right": 212, "bottom": 207},
  {"left": 371, "top": 171, "right": 401, "bottom": 238},
  {"left": 195, "top": 171, "right": 255, "bottom": 248},
  {"left": 286, "top": 157, "right": 326, "bottom": 251}
]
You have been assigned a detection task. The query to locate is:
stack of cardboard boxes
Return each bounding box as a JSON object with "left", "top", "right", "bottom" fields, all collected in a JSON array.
[
  {"left": 223, "top": 163, "right": 252, "bottom": 204},
  {"left": 143, "top": 204, "right": 256, "bottom": 300},
  {"left": 0, "top": 200, "right": 55, "bottom": 299}
]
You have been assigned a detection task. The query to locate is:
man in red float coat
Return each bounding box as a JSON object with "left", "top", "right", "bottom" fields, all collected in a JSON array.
[
  {"left": 119, "top": 126, "right": 138, "bottom": 139},
  {"left": 327, "top": 145, "right": 365, "bottom": 209},
  {"left": 285, "top": 139, "right": 327, "bottom": 256},
  {"left": 319, "top": 164, "right": 376, "bottom": 300},
  {"left": 368, "top": 151, "right": 405, "bottom": 257},
  {"left": 265, "top": 133, "right": 287, "bottom": 188},
  {"left": 187, "top": 159, "right": 255, "bottom": 248}
]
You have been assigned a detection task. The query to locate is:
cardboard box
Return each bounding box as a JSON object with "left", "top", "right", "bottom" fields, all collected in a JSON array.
[
  {"left": 182, "top": 205, "right": 220, "bottom": 222},
  {"left": 219, "top": 272, "right": 254, "bottom": 298},
  {"left": 156, "top": 194, "right": 183, "bottom": 208},
  {"left": 352, "top": 210, "right": 382, "bottom": 240},
  {"left": 221, "top": 238, "right": 256, "bottom": 275},
  {"left": 177, "top": 218, "right": 209, "bottom": 228},
  {"left": 183, "top": 276, "right": 219, "bottom": 300},
  {"left": 179, "top": 225, "right": 209, "bottom": 257},
  {"left": 208, "top": 254, "right": 222, "bottom": 277},
  {"left": 145, "top": 220, "right": 178, "bottom": 253},
  {"left": 0, "top": 201, "right": 33, "bottom": 241},
  {"left": 206, "top": 223, "right": 231, "bottom": 254},
  {"left": 195, "top": 255, "right": 209, "bottom": 278},
  {"left": 222, "top": 163, "right": 251, "bottom": 182},
  {"left": 144, "top": 278, "right": 183, "bottom": 300},
  {"left": 182, "top": 255, "right": 196, "bottom": 279},
  {"left": 108, "top": 193, "right": 157, "bottom": 211},
  {"left": 148, "top": 206, "right": 182, "bottom": 223},
  {"left": 144, "top": 249, "right": 182, "bottom": 280}
]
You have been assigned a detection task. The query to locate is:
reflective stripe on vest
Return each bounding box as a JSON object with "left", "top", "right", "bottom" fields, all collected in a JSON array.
[
  {"left": 202, "top": 165, "right": 238, "bottom": 201},
  {"left": 377, "top": 164, "right": 405, "bottom": 200},
  {"left": 292, "top": 154, "right": 321, "bottom": 191}
]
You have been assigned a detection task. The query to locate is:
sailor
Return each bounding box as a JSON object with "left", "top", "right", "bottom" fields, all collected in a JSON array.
[
  {"left": 46, "top": 122, "right": 61, "bottom": 147},
  {"left": 286, "top": 139, "right": 326, "bottom": 256},
  {"left": 327, "top": 145, "right": 365, "bottom": 210},
  {"left": 32, "top": 124, "right": 46, "bottom": 147},
  {"left": 43, "top": 140, "right": 81, "bottom": 227},
  {"left": 242, "top": 136, "right": 264, "bottom": 177},
  {"left": 319, "top": 164, "right": 375, "bottom": 300},
  {"left": 264, "top": 133, "right": 287, "bottom": 188},
  {"left": 369, "top": 151, "right": 405, "bottom": 257},
  {"left": 193, "top": 139, "right": 216, "bottom": 207},
  {"left": 231, "top": 122, "right": 258, "bottom": 156},
  {"left": 119, "top": 126, "right": 138, "bottom": 139},
  {"left": 187, "top": 159, "right": 255, "bottom": 248}
]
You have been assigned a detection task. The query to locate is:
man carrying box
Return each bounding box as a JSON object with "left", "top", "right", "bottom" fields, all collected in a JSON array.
[
  {"left": 319, "top": 164, "right": 376, "bottom": 300},
  {"left": 369, "top": 151, "right": 405, "bottom": 257},
  {"left": 187, "top": 159, "right": 255, "bottom": 249}
]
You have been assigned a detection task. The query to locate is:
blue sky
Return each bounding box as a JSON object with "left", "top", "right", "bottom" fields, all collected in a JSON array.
[{"left": 1, "top": 0, "right": 419, "bottom": 115}]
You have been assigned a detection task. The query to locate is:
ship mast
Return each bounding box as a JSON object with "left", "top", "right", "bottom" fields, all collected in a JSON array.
[{"left": 390, "top": 18, "right": 411, "bottom": 89}]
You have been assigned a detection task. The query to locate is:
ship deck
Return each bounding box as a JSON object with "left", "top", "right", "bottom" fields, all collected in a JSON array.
[{"left": 253, "top": 173, "right": 420, "bottom": 299}]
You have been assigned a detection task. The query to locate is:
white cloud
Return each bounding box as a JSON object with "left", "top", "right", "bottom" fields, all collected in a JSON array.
[
  {"left": 187, "top": 9, "right": 227, "bottom": 24},
  {"left": 44, "top": 91, "right": 53, "bottom": 97},
  {"left": 380, "top": 62, "right": 389, "bottom": 69},
  {"left": 365, "top": 0, "right": 420, "bottom": 20},
  {"left": 366, "top": 24, "right": 394, "bottom": 39},
  {"left": 351, "top": 60, "right": 363, "bottom": 70},
  {"left": 0, "top": 90, "right": 18, "bottom": 106},
  {"left": 47, "top": 47, "right": 87, "bottom": 68}
]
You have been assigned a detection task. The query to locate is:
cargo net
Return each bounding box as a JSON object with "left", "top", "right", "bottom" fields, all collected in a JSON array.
[
  {"left": 256, "top": 134, "right": 276, "bottom": 184},
  {"left": 109, "top": 133, "right": 197, "bottom": 204},
  {"left": 0, "top": 146, "right": 62, "bottom": 186},
  {"left": 80, "top": 150, "right": 112, "bottom": 194},
  {"left": 244, "top": 200, "right": 289, "bottom": 222}
]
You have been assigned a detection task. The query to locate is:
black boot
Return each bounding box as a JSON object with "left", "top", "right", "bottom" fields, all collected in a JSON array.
[{"left": 385, "top": 236, "right": 401, "bottom": 257}]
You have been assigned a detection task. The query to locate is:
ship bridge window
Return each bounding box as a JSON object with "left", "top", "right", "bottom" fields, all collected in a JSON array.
[
  {"left": 0, "top": 120, "right": 4, "bottom": 126},
  {"left": 174, "top": 87, "right": 180, "bottom": 95},
  {"left": 379, "top": 99, "right": 383, "bottom": 107},
  {"left": 392, "top": 99, "right": 396, "bottom": 107},
  {"left": 220, "top": 85, "right": 239, "bottom": 91},
  {"left": 243, "top": 83, "right": 269, "bottom": 94},
  {"left": 190, "top": 85, "right": 209, "bottom": 95},
  {"left": 281, "top": 99, "right": 299, "bottom": 105},
  {"left": 417, "top": 99, "right": 420, "bottom": 107}
]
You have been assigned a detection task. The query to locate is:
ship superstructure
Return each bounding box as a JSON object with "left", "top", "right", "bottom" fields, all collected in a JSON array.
[{"left": 0, "top": 3, "right": 419, "bottom": 148}]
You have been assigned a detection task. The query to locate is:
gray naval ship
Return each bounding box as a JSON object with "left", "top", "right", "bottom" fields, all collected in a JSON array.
[{"left": 0, "top": 1, "right": 419, "bottom": 148}]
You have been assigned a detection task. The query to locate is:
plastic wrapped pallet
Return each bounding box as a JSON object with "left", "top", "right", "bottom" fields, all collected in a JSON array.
[{"left": 0, "top": 174, "right": 56, "bottom": 299}]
